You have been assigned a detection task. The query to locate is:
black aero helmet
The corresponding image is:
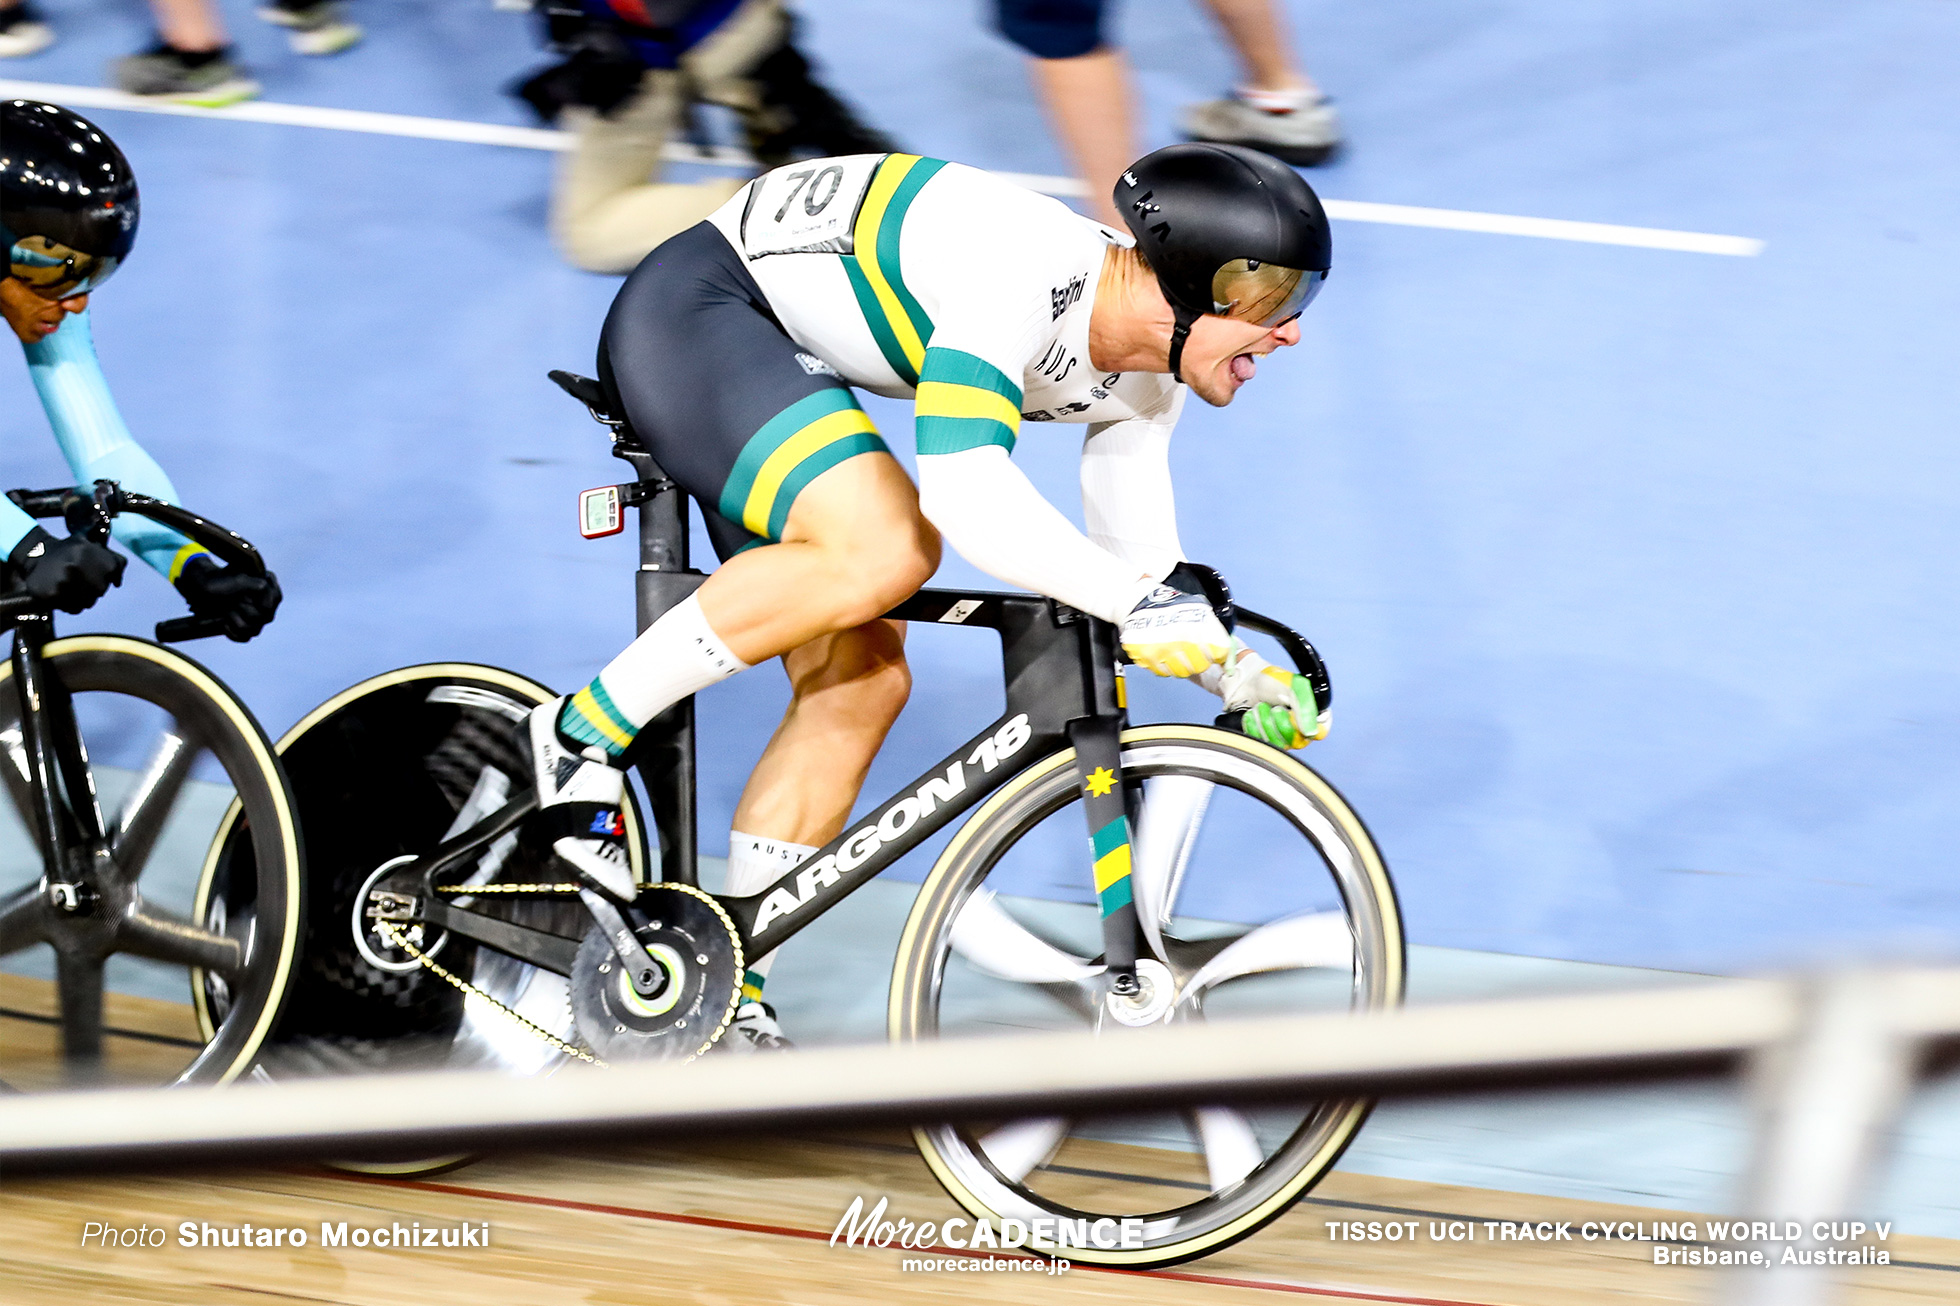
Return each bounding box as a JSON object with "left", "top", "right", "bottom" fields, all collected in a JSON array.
[
  {"left": 1114, "top": 142, "right": 1330, "bottom": 379},
  {"left": 1, "top": 100, "right": 140, "bottom": 300}
]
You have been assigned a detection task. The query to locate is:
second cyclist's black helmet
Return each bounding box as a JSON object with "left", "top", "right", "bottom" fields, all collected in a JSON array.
[
  {"left": 1114, "top": 143, "right": 1329, "bottom": 378},
  {"left": 1, "top": 100, "right": 140, "bottom": 299}
]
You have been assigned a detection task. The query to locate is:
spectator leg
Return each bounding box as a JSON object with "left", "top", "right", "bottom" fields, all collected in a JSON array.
[
  {"left": 148, "top": 0, "right": 227, "bottom": 51},
  {"left": 1027, "top": 45, "right": 1136, "bottom": 227},
  {"left": 1197, "top": 0, "right": 1319, "bottom": 96}
]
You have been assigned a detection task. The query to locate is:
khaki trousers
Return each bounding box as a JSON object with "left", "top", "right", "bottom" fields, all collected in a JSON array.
[{"left": 551, "top": 0, "right": 787, "bottom": 274}]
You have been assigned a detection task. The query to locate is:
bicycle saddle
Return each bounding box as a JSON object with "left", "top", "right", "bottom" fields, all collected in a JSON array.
[{"left": 548, "top": 369, "right": 621, "bottom": 426}]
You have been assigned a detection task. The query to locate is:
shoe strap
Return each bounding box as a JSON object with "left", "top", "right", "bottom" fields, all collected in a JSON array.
[{"left": 532, "top": 802, "right": 628, "bottom": 845}]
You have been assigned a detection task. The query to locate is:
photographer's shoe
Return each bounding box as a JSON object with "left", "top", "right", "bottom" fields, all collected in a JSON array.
[
  {"left": 525, "top": 698, "right": 635, "bottom": 902},
  {"left": 725, "top": 1000, "right": 793, "bottom": 1052}
]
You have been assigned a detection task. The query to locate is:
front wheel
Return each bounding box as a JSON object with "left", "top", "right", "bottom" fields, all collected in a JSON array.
[
  {"left": 890, "top": 725, "right": 1403, "bottom": 1269},
  {"left": 0, "top": 635, "right": 303, "bottom": 1091}
]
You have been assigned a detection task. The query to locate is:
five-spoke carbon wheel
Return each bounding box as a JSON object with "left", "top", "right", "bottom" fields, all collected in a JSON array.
[
  {"left": 0, "top": 636, "right": 303, "bottom": 1091},
  {"left": 890, "top": 725, "right": 1403, "bottom": 1269}
]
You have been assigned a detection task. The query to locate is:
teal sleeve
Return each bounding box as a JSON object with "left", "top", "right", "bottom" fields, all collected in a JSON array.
[{"left": 22, "top": 311, "right": 207, "bottom": 580}]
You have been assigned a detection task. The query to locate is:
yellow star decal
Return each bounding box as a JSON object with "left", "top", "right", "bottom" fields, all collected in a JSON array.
[{"left": 1084, "top": 766, "right": 1117, "bottom": 797}]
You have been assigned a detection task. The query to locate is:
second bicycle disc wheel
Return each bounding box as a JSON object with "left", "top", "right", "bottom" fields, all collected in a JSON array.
[{"left": 890, "top": 724, "right": 1403, "bottom": 1269}]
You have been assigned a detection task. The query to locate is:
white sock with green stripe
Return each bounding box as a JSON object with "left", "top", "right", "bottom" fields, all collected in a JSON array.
[
  {"left": 725, "top": 830, "right": 817, "bottom": 999},
  {"left": 558, "top": 593, "right": 749, "bottom": 759}
]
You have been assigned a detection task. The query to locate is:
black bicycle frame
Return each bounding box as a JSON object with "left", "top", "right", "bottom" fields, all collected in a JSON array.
[
  {"left": 390, "top": 372, "right": 1329, "bottom": 994},
  {"left": 0, "top": 486, "right": 261, "bottom": 1062},
  {"left": 594, "top": 401, "right": 1136, "bottom": 960}
]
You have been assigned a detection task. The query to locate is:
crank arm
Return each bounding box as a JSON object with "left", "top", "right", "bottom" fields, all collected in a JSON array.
[
  {"left": 579, "top": 889, "right": 663, "bottom": 997},
  {"left": 413, "top": 897, "right": 581, "bottom": 977},
  {"left": 404, "top": 791, "right": 539, "bottom": 889}
]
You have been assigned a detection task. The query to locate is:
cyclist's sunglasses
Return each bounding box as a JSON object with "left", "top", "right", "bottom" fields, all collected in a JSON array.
[
  {"left": 1210, "top": 259, "right": 1327, "bottom": 328},
  {"left": 8, "top": 236, "right": 120, "bottom": 300}
]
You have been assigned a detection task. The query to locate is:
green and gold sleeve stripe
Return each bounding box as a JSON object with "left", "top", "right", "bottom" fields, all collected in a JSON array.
[
  {"left": 915, "top": 347, "right": 1023, "bottom": 455},
  {"left": 719, "top": 388, "right": 889, "bottom": 541},
  {"left": 165, "top": 542, "right": 212, "bottom": 582},
  {"left": 1090, "top": 815, "right": 1135, "bottom": 917},
  {"left": 844, "top": 153, "right": 947, "bottom": 386}
]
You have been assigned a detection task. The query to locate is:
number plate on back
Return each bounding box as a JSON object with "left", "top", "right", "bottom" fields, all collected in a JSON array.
[{"left": 740, "top": 154, "right": 886, "bottom": 259}]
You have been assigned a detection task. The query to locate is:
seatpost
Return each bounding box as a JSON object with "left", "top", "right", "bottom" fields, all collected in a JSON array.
[{"left": 611, "top": 439, "right": 703, "bottom": 888}]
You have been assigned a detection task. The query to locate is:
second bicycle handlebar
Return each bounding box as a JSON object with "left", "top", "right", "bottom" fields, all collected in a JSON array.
[{"left": 0, "top": 482, "right": 267, "bottom": 643}]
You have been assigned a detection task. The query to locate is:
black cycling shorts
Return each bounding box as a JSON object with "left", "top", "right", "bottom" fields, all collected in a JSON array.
[{"left": 599, "top": 221, "right": 890, "bottom": 560}]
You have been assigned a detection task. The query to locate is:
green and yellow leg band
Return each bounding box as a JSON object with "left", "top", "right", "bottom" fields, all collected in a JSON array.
[{"left": 719, "top": 389, "right": 888, "bottom": 542}]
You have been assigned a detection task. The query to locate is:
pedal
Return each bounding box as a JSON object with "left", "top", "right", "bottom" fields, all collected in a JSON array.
[{"left": 46, "top": 880, "right": 93, "bottom": 913}]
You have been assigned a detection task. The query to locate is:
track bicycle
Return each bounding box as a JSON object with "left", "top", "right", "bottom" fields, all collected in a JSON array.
[
  {"left": 0, "top": 482, "right": 302, "bottom": 1091},
  {"left": 238, "top": 372, "right": 1406, "bottom": 1265}
]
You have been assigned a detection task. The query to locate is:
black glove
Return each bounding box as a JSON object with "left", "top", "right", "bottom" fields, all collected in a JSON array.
[
  {"left": 8, "top": 527, "right": 126, "bottom": 614},
  {"left": 744, "top": 37, "right": 898, "bottom": 168},
  {"left": 512, "top": 23, "right": 646, "bottom": 124},
  {"left": 175, "top": 554, "right": 282, "bottom": 642}
]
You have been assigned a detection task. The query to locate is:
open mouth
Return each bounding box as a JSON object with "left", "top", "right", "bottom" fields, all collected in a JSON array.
[{"left": 1229, "top": 353, "right": 1257, "bottom": 383}]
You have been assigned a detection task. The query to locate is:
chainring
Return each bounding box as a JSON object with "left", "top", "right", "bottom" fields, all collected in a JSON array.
[{"left": 569, "top": 884, "right": 744, "bottom": 1063}]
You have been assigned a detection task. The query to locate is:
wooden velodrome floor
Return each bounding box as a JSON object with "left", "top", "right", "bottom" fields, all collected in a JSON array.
[{"left": 5, "top": 980, "right": 1959, "bottom": 1304}]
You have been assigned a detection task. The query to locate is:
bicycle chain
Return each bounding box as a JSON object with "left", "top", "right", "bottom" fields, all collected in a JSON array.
[
  {"left": 371, "top": 916, "right": 608, "bottom": 1069},
  {"left": 373, "top": 882, "right": 745, "bottom": 1068},
  {"left": 435, "top": 883, "right": 583, "bottom": 894}
]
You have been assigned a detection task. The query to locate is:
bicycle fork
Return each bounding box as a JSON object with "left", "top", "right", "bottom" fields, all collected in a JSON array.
[
  {"left": 1069, "top": 619, "right": 1143, "bottom": 998},
  {"left": 1070, "top": 713, "right": 1142, "bottom": 996}
]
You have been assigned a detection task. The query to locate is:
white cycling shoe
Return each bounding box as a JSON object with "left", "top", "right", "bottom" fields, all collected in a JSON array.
[
  {"left": 723, "top": 1000, "right": 793, "bottom": 1053},
  {"left": 525, "top": 699, "right": 636, "bottom": 902}
]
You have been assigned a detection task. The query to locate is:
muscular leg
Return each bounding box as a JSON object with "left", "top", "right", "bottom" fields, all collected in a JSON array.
[
  {"left": 734, "top": 619, "right": 911, "bottom": 847},
  {"left": 725, "top": 619, "right": 910, "bottom": 992},
  {"left": 695, "top": 453, "right": 939, "bottom": 666},
  {"left": 568, "top": 451, "right": 936, "bottom": 750}
]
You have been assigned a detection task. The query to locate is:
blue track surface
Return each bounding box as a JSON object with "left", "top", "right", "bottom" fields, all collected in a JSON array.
[{"left": 3, "top": 1, "right": 1958, "bottom": 973}]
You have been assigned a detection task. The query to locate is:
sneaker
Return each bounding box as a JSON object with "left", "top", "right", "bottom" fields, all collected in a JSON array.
[
  {"left": 0, "top": 3, "right": 55, "bottom": 57},
  {"left": 257, "top": 1, "right": 362, "bottom": 56},
  {"left": 111, "top": 44, "right": 260, "bottom": 107},
  {"left": 1180, "top": 91, "right": 1342, "bottom": 167},
  {"left": 524, "top": 698, "right": 636, "bottom": 902},
  {"left": 724, "top": 1000, "right": 793, "bottom": 1053}
]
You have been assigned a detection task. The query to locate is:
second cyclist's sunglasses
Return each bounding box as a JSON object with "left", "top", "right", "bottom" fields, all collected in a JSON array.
[{"left": 8, "top": 236, "right": 121, "bottom": 299}]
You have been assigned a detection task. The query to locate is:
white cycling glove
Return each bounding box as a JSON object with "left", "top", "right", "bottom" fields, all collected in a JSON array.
[{"left": 1120, "top": 580, "right": 1232, "bottom": 677}]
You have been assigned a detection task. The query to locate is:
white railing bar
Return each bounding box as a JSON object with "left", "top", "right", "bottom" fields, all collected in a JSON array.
[{"left": 4, "top": 970, "right": 1957, "bottom": 1175}]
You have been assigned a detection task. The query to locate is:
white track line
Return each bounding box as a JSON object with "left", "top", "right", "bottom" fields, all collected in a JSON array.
[{"left": 1, "top": 77, "right": 1764, "bottom": 256}]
